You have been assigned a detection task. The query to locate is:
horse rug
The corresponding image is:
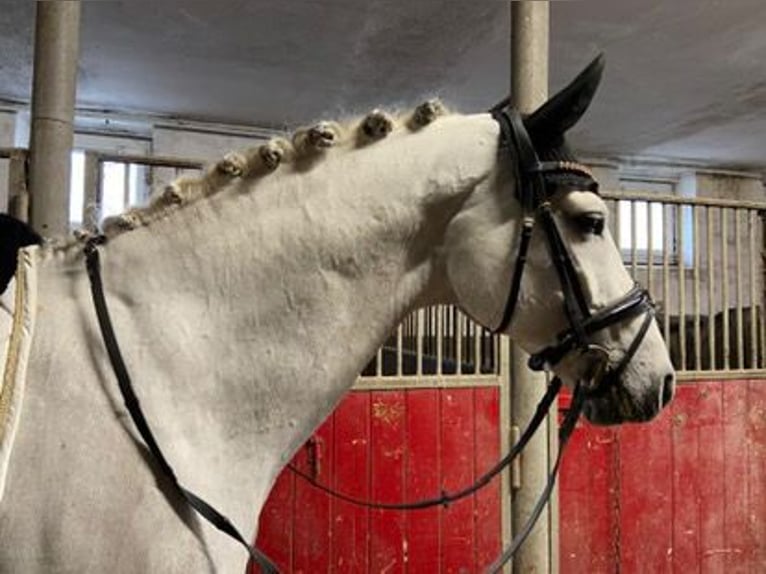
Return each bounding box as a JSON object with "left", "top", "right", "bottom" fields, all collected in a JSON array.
[{"left": 0, "top": 247, "right": 37, "bottom": 501}]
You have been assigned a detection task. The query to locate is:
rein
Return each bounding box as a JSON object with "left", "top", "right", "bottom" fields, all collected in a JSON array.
[
  {"left": 83, "top": 238, "right": 278, "bottom": 574},
  {"left": 288, "top": 376, "right": 562, "bottom": 511}
]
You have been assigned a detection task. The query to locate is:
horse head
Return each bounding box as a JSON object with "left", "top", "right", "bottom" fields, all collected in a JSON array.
[{"left": 445, "top": 56, "right": 675, "bottom": 425}]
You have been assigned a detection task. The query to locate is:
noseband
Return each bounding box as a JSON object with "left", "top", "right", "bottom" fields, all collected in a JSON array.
[{"left": 490, "top": 108, "right": 656, "bottom": 396}]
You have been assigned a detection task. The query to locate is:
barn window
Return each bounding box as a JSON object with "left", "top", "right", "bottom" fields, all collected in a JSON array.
[
  {"left": 615, "top": 178, "right": 692, "bottom": 266},
  {"left": 68, "top": 133, "right": 151, "bottom": 227},
  {"left": 69, "top": 150, "right": 85, "bottom": 226},
  {"left": 617, "top": 199, "right": 664, "bottom": 260}
]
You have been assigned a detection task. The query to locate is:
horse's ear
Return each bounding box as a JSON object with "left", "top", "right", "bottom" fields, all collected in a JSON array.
[{"left": 523, "top": 54, "right": 605, "bottom": 144}]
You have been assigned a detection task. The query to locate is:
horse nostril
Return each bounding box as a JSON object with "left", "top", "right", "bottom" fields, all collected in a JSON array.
[{"left": 661, "top": 373, "right": 675, "bottom": 407}]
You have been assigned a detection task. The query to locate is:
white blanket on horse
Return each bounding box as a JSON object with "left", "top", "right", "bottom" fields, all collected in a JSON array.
[{"left": 0, "top": 247, "right": 37, "bottom": 501}]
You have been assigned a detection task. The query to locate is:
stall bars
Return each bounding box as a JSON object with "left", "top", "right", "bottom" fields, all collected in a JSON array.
[{"left": 78, "top": 153, "right": 766, "bottom": 380}]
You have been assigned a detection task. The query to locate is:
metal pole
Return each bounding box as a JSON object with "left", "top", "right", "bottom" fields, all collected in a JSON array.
[
  {"left": 28, "top": 1, "right": 81, "bottom": 237},
  {"left": 510, "top": 2, "right": 554, "bottom": 573}
]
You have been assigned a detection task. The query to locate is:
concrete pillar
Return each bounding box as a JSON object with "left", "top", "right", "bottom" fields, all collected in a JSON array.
[
  {"left": 0, "top": 111, "right": 16, "bottom": 213},
  {"left": 28, "top": 1, "right": 81, "bottom": 237},
  {"left": 510, "top": 2, "right": 556, "bottom": 573}
]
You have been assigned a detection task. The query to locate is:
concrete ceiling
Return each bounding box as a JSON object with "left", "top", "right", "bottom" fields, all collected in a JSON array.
[{"left": 2, "top": 0, "right": 766, "bottom": 172}]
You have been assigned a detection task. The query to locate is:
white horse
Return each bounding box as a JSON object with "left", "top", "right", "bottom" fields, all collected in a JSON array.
[{"left": 0, "top": 58, "right": 674, "bottom": 573}]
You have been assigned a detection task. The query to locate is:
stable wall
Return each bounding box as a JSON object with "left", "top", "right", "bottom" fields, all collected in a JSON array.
[{"left": 0, "top": 111, "right": 17, "bottom": 213}]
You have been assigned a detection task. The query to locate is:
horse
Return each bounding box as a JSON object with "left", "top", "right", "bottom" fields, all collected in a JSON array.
[{"left": 0, "top": 56, "right": 674, "bottom": 572}]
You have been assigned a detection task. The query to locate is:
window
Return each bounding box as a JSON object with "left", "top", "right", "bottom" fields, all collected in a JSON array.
[
  {"left": 616, "top": 179, "right": 684, "bottom": 265},
  {"left": 69, "top": 150, "right": 85, "bottom": 226},
  {"left": 617, "top": 199, "right": 664, "bottom": 260},
  {"left": 68, "top": 133, "right": 150, "bottom": 228}
]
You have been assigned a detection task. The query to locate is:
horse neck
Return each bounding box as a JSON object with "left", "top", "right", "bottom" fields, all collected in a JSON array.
[{"left": 52, "top": 113, "right": 501, "bottom": 536}]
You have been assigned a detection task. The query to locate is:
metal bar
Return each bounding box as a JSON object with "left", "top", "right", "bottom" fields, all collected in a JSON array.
[
  {"left": 123, "top": 163, "right": 131, "bottom": 210},
  {"left": 761, "top": 211, "right": 766, "bottom": 370},
  {"left": 498, "top": 333, "right": 512, "bottom": 567},
  {"left": 613, "top": 199, "right": 621, "bottom": 262},
  {"left": 602, "top": 190, "right": 766, "bottom": 211},
  {"left": 735, "top": 210, "right": 744, "bottom": 369},
  {"left": 674, "top": 369, "right": 766, "bottom": 382},
  {"left": 722, "top": 208, "right": 730, "bottom": 370},
  {"left": 436, "top": 305, "right": 443, "bottom": 376},
  {"left": 662, "top": 203, "right": 671, "bottom": 353},
  {"left": 677, "top": 204, "right": 686, "bottom": 371},
  {"left": 353, "top": 375, "right": 503, "bottom": 391},
  {"left": 749, "top": 211, "right": 758, "bottom": 369},
  {"left": 495, "top": 332, "right": 501, "bottom": 374},
  {"left": 630, "top": 200, "right": 638, "bottom": 278},
  {"left": 90, "top": 152, "right": 204, "bottom": 170},
  {"left": 456, "top": 310, "right": 464, "bottom": 375},
  {"left": 416, "top": 308, "right": 424, "bottom": 377},
  {"left": 707, "top": 206, "right": 716, "bottom": 370},
  {"left": 693, "top": 205, "right": 701, "bottom": 371},
  {"left": 474, "top": 319, "right": 482, "bottom": 375},
  {"left": 647, "top": 200, "right": 655, "bottom": 295},
  {"left": 396, "top": 324, "right": 403, "bottom": 377}
]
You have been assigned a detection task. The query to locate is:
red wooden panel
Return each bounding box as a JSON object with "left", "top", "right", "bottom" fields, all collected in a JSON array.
[
  {"left": 369, "top": 391, "right": 406, "bottom": 574},
  {"left": 332, "top": 392, "right": 370, "bottom": 573},
  {"left": 559, "top": 417, "right": 618, "bottom": 574},
  {"left": 557, "top": 378, "right": 766, "bottom": 574},
  {"left": 254, "top": 467, "right": 294, "bottom": 573},
  {"left": 293, "top": 416, "right": 335, "bottom": 573},
  {"left": 748, "top": 379, "right": 766, "bottom": 572},
  {"left": 256, "top": 387, "right": 502, "bottom": 572},
  {"left": 473, "top": 387, "right": 502, "bottom": 569},
  {"left": 671, "top": 384, "right": 704, "bottom": 572},
  {"left": 404, "top": 389, "right": 441, "bottom": 573},
  {"left": 618, "top": 403, "right": 673, "bottom": 573},
  {"left": 694, "top": 382, "right": 725, "bottom": 574},
  {"left": 440, "top": 389, "right": 476, "bottom": 573},
  {"left": 722, "top": 380, "right": 750, "bottom": 574}
]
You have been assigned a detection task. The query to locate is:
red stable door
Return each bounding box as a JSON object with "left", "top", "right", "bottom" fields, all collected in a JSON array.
[
  {"left": 559, "top": 378, "right": 766, "bottom": 573},
  {"left": 254, "top": 387, "right": 504, "bottom": 573}
]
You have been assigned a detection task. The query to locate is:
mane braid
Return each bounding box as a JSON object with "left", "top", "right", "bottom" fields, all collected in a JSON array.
[{"left": 77, "top": 99, "right": 453, "bottom": 246}]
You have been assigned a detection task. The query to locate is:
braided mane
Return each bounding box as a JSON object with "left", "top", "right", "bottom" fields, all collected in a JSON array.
[{"left": 98, "top": 100, "right": 451, "bottom": 239}]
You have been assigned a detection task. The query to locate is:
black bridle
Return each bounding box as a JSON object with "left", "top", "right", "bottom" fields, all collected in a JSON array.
[
  {"left": 82, "top": 105, "right": 657, "bottom": 574},
  {"left": 490, "top": 107, "right": 656, "bottom": 397},
  {"left": 480, "top": 106, "right": 657, "bottom": 571}
]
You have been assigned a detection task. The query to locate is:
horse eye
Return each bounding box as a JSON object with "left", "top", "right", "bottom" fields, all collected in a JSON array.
[{"left": 575, "top": 214, "right": 605, "bottom": 236}]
